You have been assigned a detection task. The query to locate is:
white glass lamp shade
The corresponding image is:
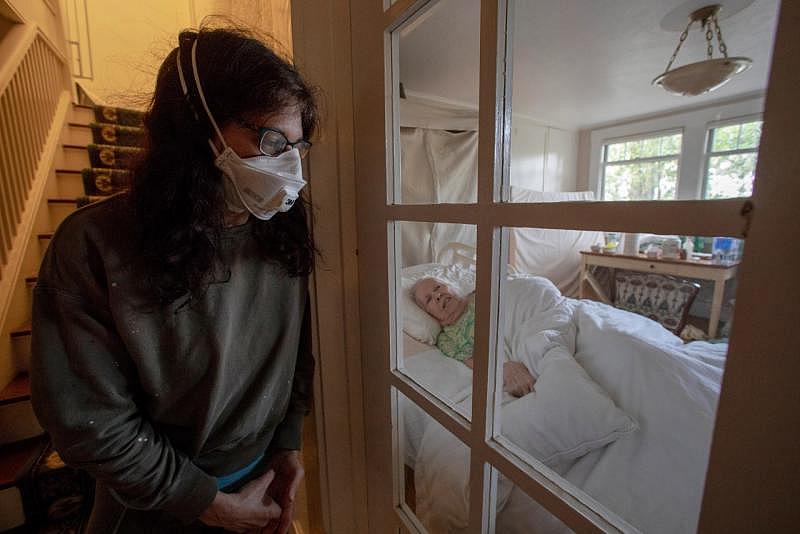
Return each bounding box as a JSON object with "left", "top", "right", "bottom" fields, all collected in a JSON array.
[{"left": 653, "top": 57, "right": 753, "bottom": 96}]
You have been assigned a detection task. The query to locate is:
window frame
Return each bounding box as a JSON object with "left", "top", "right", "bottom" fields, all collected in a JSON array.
[
  {"left": 701, "top": 114, "right": 764, "bottom": 199},
  {"left": 587, "top": 96, "right": 765, "bottom": 200},
  {"left": 599, "top": 128, "right": 684, "bottom": 201}
]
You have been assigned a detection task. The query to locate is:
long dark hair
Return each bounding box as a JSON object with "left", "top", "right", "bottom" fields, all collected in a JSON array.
[{"left": 129, "top": 25, "right": 319, "bottom": 307}]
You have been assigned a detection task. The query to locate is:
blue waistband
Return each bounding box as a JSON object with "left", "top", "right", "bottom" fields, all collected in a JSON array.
[{"left": 216, "top": 452, "right": 265, "bottom": 490}]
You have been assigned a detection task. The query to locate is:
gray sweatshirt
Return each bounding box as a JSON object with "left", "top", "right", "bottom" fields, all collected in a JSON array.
[{"left": 30, "top": 194, "right": 314, "bottom": 524}]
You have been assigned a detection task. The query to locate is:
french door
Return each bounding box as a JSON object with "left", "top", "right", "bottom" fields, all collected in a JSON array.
[{"left": 347, "top": 0, "right": 799, "bottom": 532}]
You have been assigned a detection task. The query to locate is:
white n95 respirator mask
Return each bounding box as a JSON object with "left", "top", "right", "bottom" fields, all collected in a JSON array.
[
  {"left": 176, "top": 38, "right": 307, "bottom": 220},
  {"left": 215, "top": 146, "right": 305, "bottom": 220}
]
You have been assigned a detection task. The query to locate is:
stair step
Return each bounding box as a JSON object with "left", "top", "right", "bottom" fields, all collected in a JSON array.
[
  {"left": 0, "top": 436, "right": 47, "bottom": 491},
  {"left": 9, "top": 323, "right": 31, "bottom": 339},
  {"left": 0, "top": 374, "right": 30, "bottom": 407},
  {"left": 0, "top": 436, "right": 50, "bottom": 532},
  {"left": 54, "top": 168, "right": 85, "bottom": 197},
  {"left": 58, "top": 144, "right": 90, "bottom": 171},
  {"left": 0, "top": 485, "right": 26, "bottom": 531},
  {"left": 0, "top": 372, "right": 42, "bottom": 446},
  {"left": 48, "top": 199, "right": 79, "bottom": 228},
  {"left": 64, "top": 123, "right": 92, "bottom": 145},
  {"left": 68, "top": 103, "right": 94, "bottom": 126}
]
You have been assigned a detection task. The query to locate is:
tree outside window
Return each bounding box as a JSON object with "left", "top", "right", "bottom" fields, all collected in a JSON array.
[
  {"left": 601, "top": 132, "right": 682, "bottom": 201},
  {"left": 704, "top": 119, "right": 763, "bottom": 199}
]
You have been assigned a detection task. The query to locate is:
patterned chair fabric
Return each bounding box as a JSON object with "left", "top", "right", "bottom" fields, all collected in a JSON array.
[{"left": 614, "top": 271, "right": 700, "bottom": 334}]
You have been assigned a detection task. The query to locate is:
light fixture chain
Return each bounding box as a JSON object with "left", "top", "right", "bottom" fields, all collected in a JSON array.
[
  {"left": 665, "top": 18, "right": 694, "bottom": 72},
  {"left": 712, "top": 13, "right": 729, "bottom": 58},
  {"left": 705, "top": 18, "right": 714, "bottom": 59}
]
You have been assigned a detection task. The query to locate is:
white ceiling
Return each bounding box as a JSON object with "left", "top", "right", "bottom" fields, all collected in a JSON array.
[{"left": 399, "top": 0, "right": 780, "bottom": 130}]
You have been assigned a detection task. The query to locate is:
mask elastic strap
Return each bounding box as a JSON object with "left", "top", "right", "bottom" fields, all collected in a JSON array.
[
  {"left": 175, "top": 43, "right": 200, "bottom": 123},
  {"left": 189, "top": 39, "right": 227, "bottom": 157},
  {"left": 176, "top": 45, "right": 189, "bottom": 97}
]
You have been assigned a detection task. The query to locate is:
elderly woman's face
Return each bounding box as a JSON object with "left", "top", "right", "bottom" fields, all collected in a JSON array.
[
  {"left": 413, "top": 278, "right": 466, "bottom": 325},
  {"left": 219, "top": 106, "right": 303, "bottom": 158}
]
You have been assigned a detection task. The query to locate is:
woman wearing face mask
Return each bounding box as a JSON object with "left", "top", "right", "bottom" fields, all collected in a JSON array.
[{"left": 30, "top": 25, "right": 317, "bottom": 534}]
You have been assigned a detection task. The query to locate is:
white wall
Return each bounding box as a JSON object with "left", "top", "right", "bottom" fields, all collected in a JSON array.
[
  {"left": 4, "top": 0, "right": 68, "bottom": 56},
  {"left": 67, "top": 0, "right": 292, "bottom": 108},
  {"left": 575, "top": 129, "right": 591, "bottom": 191},
  {"left": 75, "top": 0, "right": 192, "bottom": 107},
  {"left": 510, "top": 116, "right": 578, "bottom": 193}
]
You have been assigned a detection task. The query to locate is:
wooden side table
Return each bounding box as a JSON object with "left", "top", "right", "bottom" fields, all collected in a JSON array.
[{"left": 579, "top": 251, "right": 740, "bottom": 338}]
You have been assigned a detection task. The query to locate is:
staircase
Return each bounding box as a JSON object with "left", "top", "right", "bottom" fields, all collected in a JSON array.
[{"left": 0, "top": 102, "right": 143, "bottom": 533}]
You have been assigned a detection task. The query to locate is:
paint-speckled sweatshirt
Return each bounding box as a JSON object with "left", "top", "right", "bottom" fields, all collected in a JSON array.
[{"left": 29, "top": 194, "right": 314, "bottom": 525}]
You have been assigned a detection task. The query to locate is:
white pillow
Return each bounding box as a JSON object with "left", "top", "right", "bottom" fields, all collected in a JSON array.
[
  {"left": 400, "top": 263, "right": 475, "bottom": 344},
  {"left": 501, "top": 350, "right": 637, "bottom": 470}
]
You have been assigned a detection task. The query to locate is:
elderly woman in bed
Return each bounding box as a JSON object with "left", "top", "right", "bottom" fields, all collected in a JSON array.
[{"left": 412, "top": 278, "right": 535, "bottom": 397}]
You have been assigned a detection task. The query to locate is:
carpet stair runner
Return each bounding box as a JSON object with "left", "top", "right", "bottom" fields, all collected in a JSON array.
[
  {"left": 2, "top": 105, "right": 144, "bottom": 533},
  {"left": 67, "top": 106, "right": 144, "bottom": 212}
]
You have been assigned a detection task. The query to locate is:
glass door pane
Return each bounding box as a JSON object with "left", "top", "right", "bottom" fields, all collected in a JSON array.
[
  {"left": 396, "top": 388, "right": 472, "bottom": 531},
  {"left": 505, "top": 0, "right": 780, "bottom": 203},
  {"left": 493, "top": 225, "right": 741, "bottom": 532},
  {"left": 394, "top": 221, "right": 477, "bottom": 421},
  {"left": 394, "top": 0, "right": 480, "bottom": 204}
]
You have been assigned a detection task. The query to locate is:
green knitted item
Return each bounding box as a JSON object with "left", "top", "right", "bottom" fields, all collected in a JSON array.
[
  {"left": 435, "top": 299, "right": 475, "bottom": 362},
  {"left": 89, "top": 123, "right": 145, "bottom": 147},
  {"left": 92, "top": 105, "right": 145, "bottom": 127}
]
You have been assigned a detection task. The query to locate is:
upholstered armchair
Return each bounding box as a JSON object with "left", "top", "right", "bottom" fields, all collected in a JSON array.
[{"left": 614, "top": 271, "right": 700, "bottom": 335}]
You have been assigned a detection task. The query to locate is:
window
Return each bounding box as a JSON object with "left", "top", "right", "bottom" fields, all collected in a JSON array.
[
  {"left": 704, "top": 119, "right": 763, "bottom": 199},
  {"left": 601, "top": 131, "right": 682, "bottom": 201}
]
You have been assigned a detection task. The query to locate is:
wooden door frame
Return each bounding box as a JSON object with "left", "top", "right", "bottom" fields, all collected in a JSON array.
[
  {"left": 292, "top": 1, "right": 369, "bottom": 533},
  {"left": 699, "top": 1, "right": 800, "bottom": 530},
  {"left": 294, "top": 0, "right": 800, "bottom": 531}
]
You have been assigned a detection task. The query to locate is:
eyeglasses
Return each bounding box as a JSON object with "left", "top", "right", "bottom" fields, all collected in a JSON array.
[{"left": 236, "top": 119, "right": 312, "bottom": 159}]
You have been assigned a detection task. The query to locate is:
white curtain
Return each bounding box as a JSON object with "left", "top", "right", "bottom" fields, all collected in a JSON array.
[
  {"left": 399, "top": 127, "right": 478, "bottom": 267},
  {"left": 508, "top": 187, "right": 603, "bottom": 297}
]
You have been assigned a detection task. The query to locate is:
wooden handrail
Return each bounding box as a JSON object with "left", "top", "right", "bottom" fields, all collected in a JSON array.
[
  {"left": 0, "top": 29, "right": 69, "bottom": 279},
  {"left": 0, "top": 25, "right": 36, "bottom": 102}
]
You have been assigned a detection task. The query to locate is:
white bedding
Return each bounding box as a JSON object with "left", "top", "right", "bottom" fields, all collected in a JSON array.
[{"left": 402, "top": 277, "right": 726, "bottom": 533}]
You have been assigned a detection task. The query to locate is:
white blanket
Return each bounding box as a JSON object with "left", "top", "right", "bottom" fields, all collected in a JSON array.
[{"left": 406, "top": 277, "right": 725, "bottom": 533}]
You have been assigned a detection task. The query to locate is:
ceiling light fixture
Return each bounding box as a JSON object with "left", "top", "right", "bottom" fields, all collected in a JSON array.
[{"left": 653, "top": 4, "right": 752, "bottom": 96}]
